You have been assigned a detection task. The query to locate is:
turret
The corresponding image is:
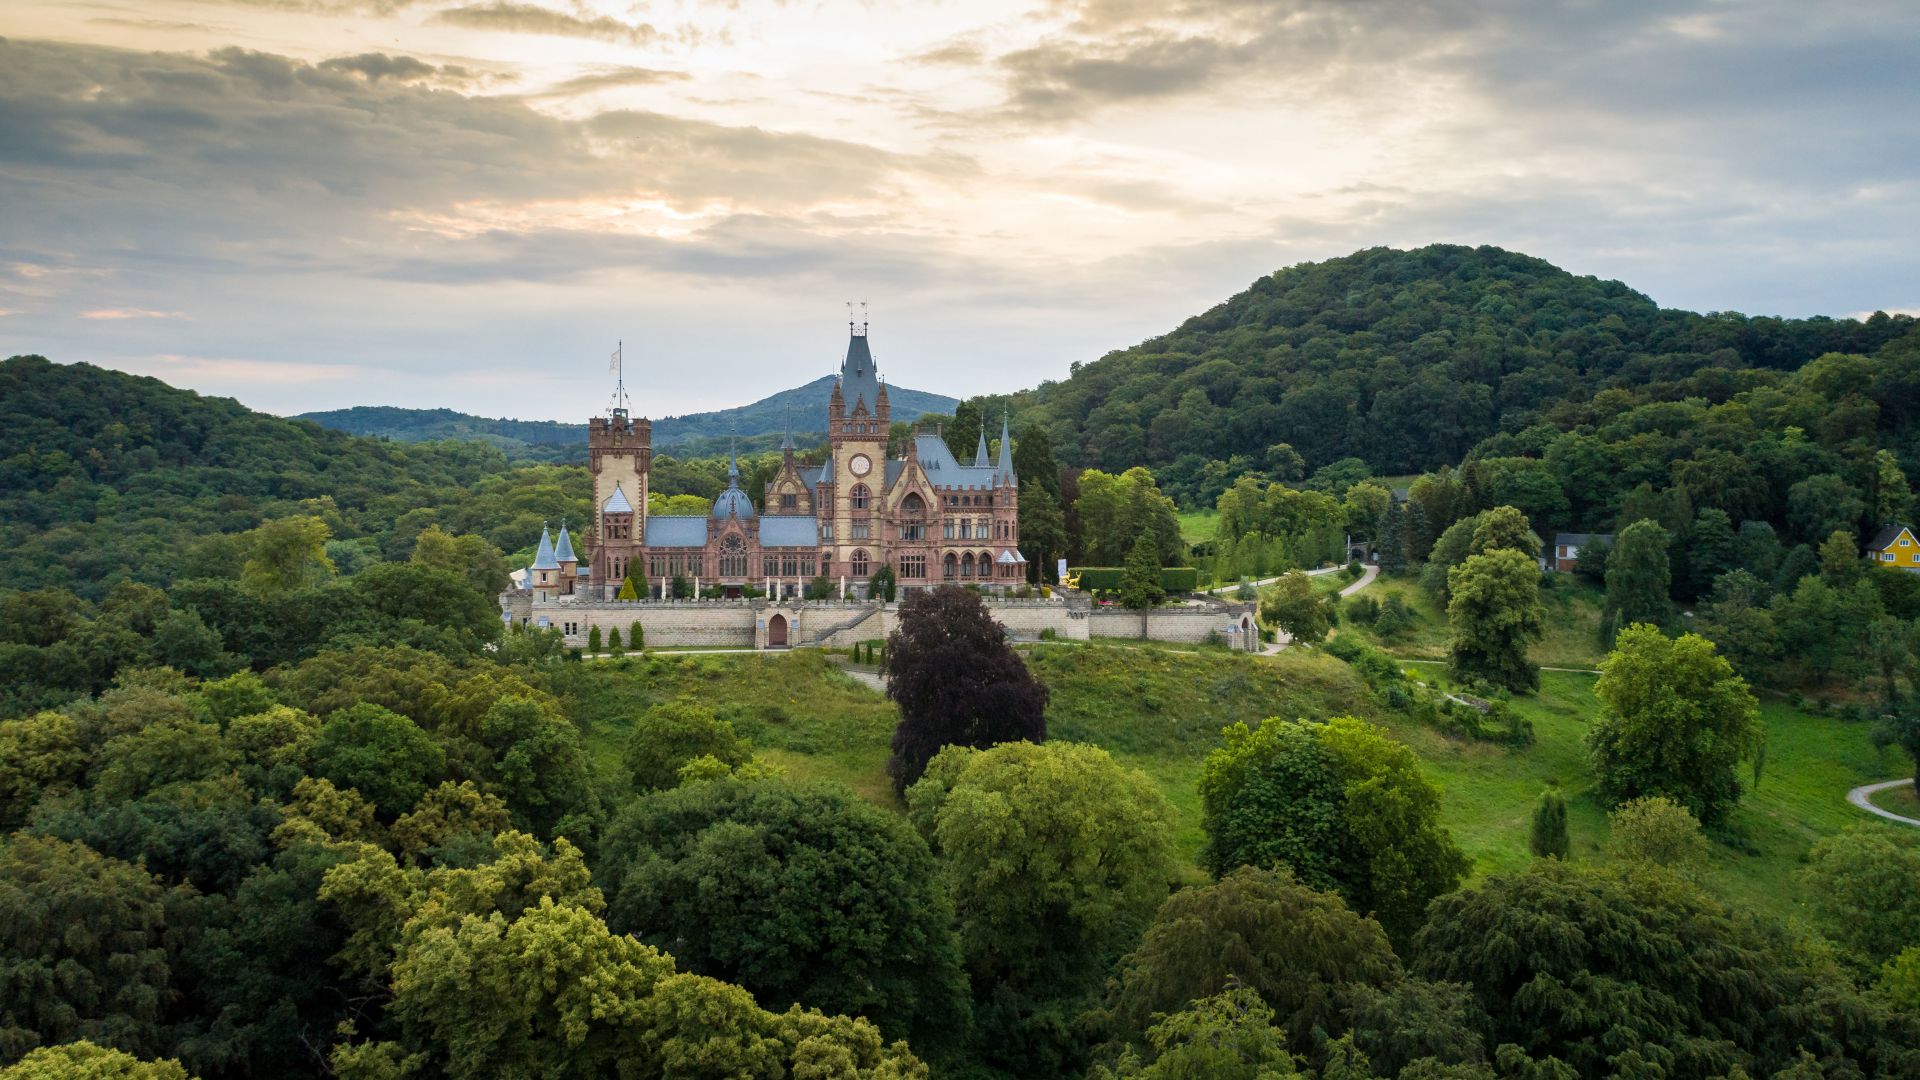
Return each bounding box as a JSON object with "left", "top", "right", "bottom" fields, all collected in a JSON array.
[
  {"left": 974, "top": 420, "right": 990, "bottom": 467},
  {"left": 531, "top": 524, "right": 559, "bottom": 602},
  {"left": 554, "top": 522, "right": 578, "bottom": 594}
]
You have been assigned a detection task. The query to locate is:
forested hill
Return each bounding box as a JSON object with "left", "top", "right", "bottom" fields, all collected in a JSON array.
[
  {"left": 298, "top": 376, "right": 958, "bottom": 461},
  {"left": 1007, "top": 244, "right": 1916, "bottom": 482},
  {"left": 0, "top": 356, "right": 583, "bottom": 598}
]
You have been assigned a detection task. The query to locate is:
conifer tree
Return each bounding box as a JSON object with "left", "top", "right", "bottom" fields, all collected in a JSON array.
[
  {"left": 587, "top": 625, "right": 602, "bottom": 653},
  {"left": 1118, "top": 535, "right": 1166, "bottom": 609},
  {"left": 1530, "top": 787, "right": 1569, "bottom": 859},
  {"left": 1376, "top": 498, "right": 1408, "bottom": 574},
  {"left": 616, "top": 574, "right": 638, "bottom": 601},
  {"left": 607, "top": 626, "right": 622, "bottom": 655},
  {"left": 629, "top": 621, "right": 643, "bottom": 650}
]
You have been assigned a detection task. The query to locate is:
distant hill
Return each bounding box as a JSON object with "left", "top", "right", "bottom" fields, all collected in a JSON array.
[
  {"left": 298, "top": 376, "right": 959, "bottom": 462},
  {"left": 994, "top": 244, "right": 1916, "bottom": 503}
]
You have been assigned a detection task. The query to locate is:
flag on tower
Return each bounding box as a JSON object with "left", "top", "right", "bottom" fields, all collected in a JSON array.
[{"left": 610, "top": 347, "right": 620, "bottom": 374}]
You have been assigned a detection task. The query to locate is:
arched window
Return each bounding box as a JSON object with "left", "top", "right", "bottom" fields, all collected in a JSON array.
[
  {"left": 851, "top": 549, "right": 870, "bottom": 577},
  {"left": 902, "top": 492, "right": 924, "bottom": 514},
  {"left": 851, "top": 484, "right": 870, "bottom": 510},
  {"left": 719, "top": 533, "right": 748, "bottom": 577},
  {"left": 943, "top": 552, "right": 958, "bottom": 580},
  {"left": 961, "top": 552, "right": 975, "bottom": 578}
]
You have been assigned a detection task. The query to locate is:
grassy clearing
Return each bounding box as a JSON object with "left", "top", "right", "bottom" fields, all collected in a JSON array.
[
  {"left": 1335, "top": 572, "right": 1607, "bottom": 670},
  {"left": 1866, "top": 780, "right": 1920, "bottom": 819},
  {"left": 556, "top": 642, "right": 1899, "bottom": 925},
  {"left": 1177, "top": 508, "right": 1218, "bottom": 545}
]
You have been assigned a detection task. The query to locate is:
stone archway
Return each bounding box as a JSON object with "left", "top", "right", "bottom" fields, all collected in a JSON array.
[{"left": 768, "top": 613, "right": 788, "bottom": 648}]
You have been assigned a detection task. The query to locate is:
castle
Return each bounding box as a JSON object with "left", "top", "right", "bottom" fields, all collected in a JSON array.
[
  {"left": 527, "top": 322, "right": 1024, "bottom": 603},
  {"left": 501, "top": 323, "right": 1255, "bottom": 651}
]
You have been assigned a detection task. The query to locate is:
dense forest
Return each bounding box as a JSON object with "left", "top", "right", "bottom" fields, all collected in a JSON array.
[
  {"left": 298, "top": 376, "right": 958, "bottom": 462},
  {"left": 6, "top": 246, "right": 1920, "bottom": 1079},
  {"left": 988, "top": 245, "right": 1917, "bottom": 509}
]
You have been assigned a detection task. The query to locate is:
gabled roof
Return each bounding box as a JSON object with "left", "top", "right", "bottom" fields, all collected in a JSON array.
[
  {"left": 1869, "top": 524, "right": 1915, "bottom": 549},
  {"left": 554, "top": 524, "right": 577, "bottom": 563},
  {"left": 531, "top": 527, "right": 559, "bottom": 570},
  {"left": 603, "top": 483, "right": 633, "bottom": 514},
  {"left": 645, "top": 516, "right": 708, "bottom": 548},
  {"left": 1553, "top": 532, "right": 1612, "bottom": 547},
  {"left": 760, "top": 516, "right": 818, "bottom": 547}
]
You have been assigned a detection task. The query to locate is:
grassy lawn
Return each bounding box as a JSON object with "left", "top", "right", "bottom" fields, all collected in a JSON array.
[
  {"left": 556, "top": 642, "right": 1901, "bottom": 926},
  {"left": 1177, "top": 508, "right": 1218, "bottom": 545},
  {"left": 1335, "top": 572, "right": 1606, "bottom": 670}
]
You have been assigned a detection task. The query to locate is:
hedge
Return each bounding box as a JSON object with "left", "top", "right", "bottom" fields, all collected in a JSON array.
[{"left": 1071, "top": 566, "right": 1199, "bottom": 593}]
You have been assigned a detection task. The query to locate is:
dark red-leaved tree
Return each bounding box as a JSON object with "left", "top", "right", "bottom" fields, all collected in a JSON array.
[{"left": 883, "top": 586, "right": 1049, "bottom": 795}]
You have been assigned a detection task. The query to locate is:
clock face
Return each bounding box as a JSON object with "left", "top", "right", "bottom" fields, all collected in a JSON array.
[{"left": 849, "top": 454, "right": 872, "bottom": 477}]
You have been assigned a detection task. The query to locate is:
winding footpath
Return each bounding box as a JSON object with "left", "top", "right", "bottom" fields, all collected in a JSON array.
[
  {"left": 1263, "top": 562, "right": 1379, "bottom": 654},
  {"left": 1847, "top": 778, "right": 1920, "bottom": 827}
]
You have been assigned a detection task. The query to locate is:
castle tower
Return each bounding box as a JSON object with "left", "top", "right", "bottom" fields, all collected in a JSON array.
[
  {"left": 827, "top": 320, "right": 888, "bottom": 590},
  {"left": 588, "top": 350, "right": 651, "bottom": 594},
  {"left": 531, "top": 525, "right": 559, "bottom": 603}
]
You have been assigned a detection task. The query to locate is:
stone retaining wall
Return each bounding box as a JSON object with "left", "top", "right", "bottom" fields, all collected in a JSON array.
[{"left": 501, "top": 591, "right": 1256, "bottom": 651}]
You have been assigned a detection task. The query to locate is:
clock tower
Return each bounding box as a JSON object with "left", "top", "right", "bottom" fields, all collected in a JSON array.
[{"left": 827, "top": 320, "right": 889, "bottom": 591}]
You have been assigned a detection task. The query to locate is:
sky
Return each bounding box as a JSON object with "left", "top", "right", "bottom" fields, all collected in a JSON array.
[{"left": 1, "top": 1, "right": 1916, "bottom": 420}]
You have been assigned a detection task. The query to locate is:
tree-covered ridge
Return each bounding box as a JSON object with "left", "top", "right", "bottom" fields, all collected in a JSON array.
[
  {"left": 1005, "top": 244, "right": 1915, "bottom": 488},
  {"left": 297, "top": 375, "right": 961, "bottom": 461}
]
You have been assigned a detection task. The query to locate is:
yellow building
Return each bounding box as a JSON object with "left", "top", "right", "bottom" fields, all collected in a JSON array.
[{"left": 1866, "top": 524, "right": 1920, "bottom": 574}]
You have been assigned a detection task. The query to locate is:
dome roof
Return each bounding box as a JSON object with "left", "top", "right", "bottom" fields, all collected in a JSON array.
[
  {"left": 711, "top": 486, "right": 756, "bottom": 519},
  {"left": 711, "top": 451, "right": 756, "bottom": 519}
]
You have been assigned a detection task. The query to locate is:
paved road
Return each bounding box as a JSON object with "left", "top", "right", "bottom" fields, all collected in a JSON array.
[
  {"left": 1263, "top": 563, "right": 1379, "bottom": 654},
  {"left": 1847, "top": 778, "right": 1920, "bottom": 827}
]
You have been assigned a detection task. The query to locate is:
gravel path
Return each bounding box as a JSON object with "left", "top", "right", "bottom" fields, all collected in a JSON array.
[
  {"left": 1847, "top": 778, "right": 1920, "bottom": 827},
  {"left": 1262, "top": 563, "right": 1379, "bottom": 654}
]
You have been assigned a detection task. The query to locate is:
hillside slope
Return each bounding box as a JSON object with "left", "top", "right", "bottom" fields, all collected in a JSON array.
[
  {"left": 1006, "top": 244, "right": 1914, "bottom": 478},
  {"left": 299, "top": 376, "right": 958, "bottom": 461}
]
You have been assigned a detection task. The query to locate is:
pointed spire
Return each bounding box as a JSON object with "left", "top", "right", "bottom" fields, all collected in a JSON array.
[
  {"left": 554, "top": 521, "right": 577, "bottom": 564},
  {"left": 974, "top": 418, "right": 990, "bottom": 467},
  {"left": 780, "top": 404, "right": 796, "bottom": 453},
  {"left": 996, "top": 413, "right": 1015, "bottom": 486},
  {"left": 532, "top": 523, "right": 559, "bottom": 570}
]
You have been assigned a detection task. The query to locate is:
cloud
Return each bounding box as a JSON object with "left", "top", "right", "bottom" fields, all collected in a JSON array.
[
  {"left": 434, "top": 2, "right": 663, "bottom": 46},
  {"left": 317, "top": 52, "right": 477, "bottom": 84},
  {"left": 532, "top": 66, "right": 690, "bottom": 97},
  {"left": 79, "top": 308, "right": 185, "bottom": 320}
]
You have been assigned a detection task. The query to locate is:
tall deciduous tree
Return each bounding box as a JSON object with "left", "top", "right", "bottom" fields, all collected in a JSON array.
[
  {"left": 598, "top": 778, "right": 969, "bottom": 1054},
  {"left": 906, "top": 741, "right": 1176, "bottom": 997},
  {"left": 1585, "top": 625, "right": 1761, "bottom": 825},
  {"left": 1017, "top": 485, "right": 1067, "bottom": 583},
  {"left": 310, "top": 703, "right": 446, "bottom": 819},
  {"left": 1259, "top": 570, "right": 1329, "bottom": 646},
  {"left": 1605, "top": 519, "right": 1672, "bottom": 632},
  {"left": 240, "top": 516, "right": 334, "bottom": 596},
  {"left": 1447, "top": 548, "right": 1544, "bottom": 692},
  {"left": 883, "top": 586, "right": 1047, "bottom": 795},
  {"left": 1101, "top": 866, "right": 1400, "bottom": 1058},
  {"left": 1198, "top": 716, "right": 1467, "bottom": 943},
  {"left": 622, "top": 698, "right": 751, "bottom": 792}
]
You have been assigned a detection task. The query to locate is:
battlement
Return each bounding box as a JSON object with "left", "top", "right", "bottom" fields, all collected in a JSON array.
[{"left": 589, "top": 414, "right": 651, "bottom": 445}]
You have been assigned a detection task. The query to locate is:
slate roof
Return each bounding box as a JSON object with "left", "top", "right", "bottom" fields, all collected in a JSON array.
[
  {"left": 553, "top": 524, "right": 577, "bottom": 563},
  {"left": 603, "top": 483, "right": 633, "bottom": 513},
  {"left": 995, "top": 414, "right": 1015, "bottom": 486},
  {"left": 1553, "top": 532, "right": 1613, "bottom": 548},
  {"left": 646, "top": 516, "right": 708, "bottom": 548},
  {"left": 531, "top": 527, "right": 559, "bottom": 570},
  {"left": 911, "top": 434, "right": 999, "bottom": 489},
  {"left": 711, "top": 453, "right": 757, "bottom": 519},
  {"left": 760, "top": 516, "right": 819, "bottom": 547},
  {"left": 840, "top": 331, "right": 882, "bottom": 415},
  {"left": 973, "top": 425, "right": 990, "bottom": 466},
  {"left": 1868, "top": 524, "right": 1915, "bottom": 550}
]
